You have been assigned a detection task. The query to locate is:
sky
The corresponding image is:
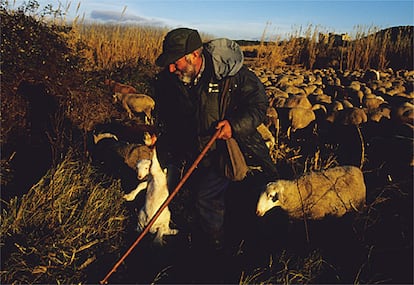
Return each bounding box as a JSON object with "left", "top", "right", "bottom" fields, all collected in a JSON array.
[{"left": 10, "top": 0, "right": 414, "bottom": 40}]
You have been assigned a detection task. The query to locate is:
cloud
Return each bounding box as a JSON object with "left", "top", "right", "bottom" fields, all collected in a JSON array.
[{"left": 90, "top": 10, "right": 164, "bottom": 26}]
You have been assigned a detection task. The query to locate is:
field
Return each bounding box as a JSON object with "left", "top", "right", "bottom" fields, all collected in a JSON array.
[{"left": 1, "top": 2, "right": 413, "bottom": 284}]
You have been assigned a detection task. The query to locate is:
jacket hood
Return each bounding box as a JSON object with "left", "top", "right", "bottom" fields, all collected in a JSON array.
[{"left": 204, "top": 38, "right": 244, "bottom": 80}]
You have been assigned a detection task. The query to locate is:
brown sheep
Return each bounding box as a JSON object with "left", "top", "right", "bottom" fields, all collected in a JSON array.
[{"left": 104, "top": 79, "right": 137, "bottom": 94}]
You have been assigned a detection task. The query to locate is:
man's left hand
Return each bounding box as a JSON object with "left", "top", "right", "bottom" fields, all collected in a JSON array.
[{"left": 216, "top": 120, "right": 232, "bottom": 140}]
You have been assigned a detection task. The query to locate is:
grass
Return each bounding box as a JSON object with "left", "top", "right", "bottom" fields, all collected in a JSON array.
[
  {"left": 242, "top": 24, "right": 412, "bottom": 71},
  {"left": 77, "top": 23, "right": 168, "bottom": 71},
  {"left": 239, "top": 250, "right": 327, "bottom": 285},
  {"left": 0, "top": 150, "right": 127, "bottom": 284}
]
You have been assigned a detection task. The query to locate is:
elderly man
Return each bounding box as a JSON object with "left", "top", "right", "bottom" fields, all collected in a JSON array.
[{"left": 154, "top": 27, "right": 277, "bottom": 251}]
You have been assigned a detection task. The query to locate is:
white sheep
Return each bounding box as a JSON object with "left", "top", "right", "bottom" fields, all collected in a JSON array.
[
  {"left": 256, "top": 165, "right": 366, "bottom": 220},
  {"left": 113, "top": 92, "right": 155, "bottom": 123},
  {"left": 124, "top": 147, "right": 178, "bottom": 244},
  {"left": 287, "top": 107, "right": 316, "bottom": 138}
]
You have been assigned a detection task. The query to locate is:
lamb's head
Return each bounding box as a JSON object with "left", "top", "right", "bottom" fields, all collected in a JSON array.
[
  {"left": 256, "top": 181, "right": 285, "bottom": 216},
  {"left": 113, "top": 92, "right": 123, "bottom": 103},
  {"left": 136, "top": 158, "right": 151, "bottom": 180}
]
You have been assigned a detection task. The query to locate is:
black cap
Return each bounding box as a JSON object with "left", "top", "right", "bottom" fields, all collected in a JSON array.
[{"left": 155, "top": 28, "right": 202, "bottom": 67}]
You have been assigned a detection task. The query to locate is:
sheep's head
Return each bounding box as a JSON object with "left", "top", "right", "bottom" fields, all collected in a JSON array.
[
  {"left": 136, "top": 158, "right": 151, "bottom": 180},
  {"left": 256, "top": 181, "right": 285, "bottom": 216},
  {"left": 113, "top": 92, "right": 123, "bottom": 103}
]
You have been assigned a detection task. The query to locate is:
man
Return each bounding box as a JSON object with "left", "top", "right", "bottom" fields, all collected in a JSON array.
[{"left": 154, "top": 27, "right": 277, "bottom": 251}]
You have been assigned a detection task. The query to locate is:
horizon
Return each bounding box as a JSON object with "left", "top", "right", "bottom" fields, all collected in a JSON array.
[{"left": 8, "top": 0, "right": 414, "bottom": 40}]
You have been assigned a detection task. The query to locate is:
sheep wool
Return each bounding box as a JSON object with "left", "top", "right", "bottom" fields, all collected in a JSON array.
[{"left": 256, "top": 166, "right": 366, "bottom": 220}]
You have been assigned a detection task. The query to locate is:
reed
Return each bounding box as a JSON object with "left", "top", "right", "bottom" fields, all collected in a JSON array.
[
  {"left": 77, "top": 23, "right": 168, "bottom": 70},
  {"left": 244, "top": 23, "right": 412, "bottom": 71}
]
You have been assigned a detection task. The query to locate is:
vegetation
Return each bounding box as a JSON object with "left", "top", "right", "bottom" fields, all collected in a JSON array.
[
  {"left": 0, "top": 1, "right": 412, "bottom": 284},
  {"left": 1, "top": 151, "right": 127, "bottom": 284},
  {"left": 241, "top": 23, "right": 413, "bottom": 71}
]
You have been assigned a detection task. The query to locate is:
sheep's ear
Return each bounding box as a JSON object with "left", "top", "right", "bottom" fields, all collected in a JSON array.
[{"left": 143, "top": 132, "right": 152, "bottom": 146}]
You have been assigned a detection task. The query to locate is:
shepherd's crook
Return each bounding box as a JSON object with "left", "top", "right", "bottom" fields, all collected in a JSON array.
[{"left": 100, "top": 127, "right": 222, "bottom": 284}]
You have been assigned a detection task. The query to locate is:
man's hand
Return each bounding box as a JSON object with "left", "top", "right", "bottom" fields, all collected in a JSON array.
[{"left": 216, "top": 120, "right": 232, "bottom": 140}]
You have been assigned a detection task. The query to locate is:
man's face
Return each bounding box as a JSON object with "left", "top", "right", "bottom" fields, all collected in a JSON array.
[{"left": 169, "top": 54, "right": 197, "bottom": 84}]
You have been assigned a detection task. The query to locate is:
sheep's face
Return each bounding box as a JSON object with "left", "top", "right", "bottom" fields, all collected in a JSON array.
[
  {"left": 256, "top": 182, "right": 284, "bottom": 216},
  {"left": 136, "top": 159, "right": 151, "bottom": 180},
  {"left": 113, "top": 92, "right": 123, "bottom": 103}
]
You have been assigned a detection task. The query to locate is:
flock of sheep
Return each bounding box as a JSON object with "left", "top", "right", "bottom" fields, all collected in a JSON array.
[
  {"left": 256, "top": 68, "right": 413, "bottom": 145},
  {"left": 94, "top": 65, "right": 413, "bottom": 244}
]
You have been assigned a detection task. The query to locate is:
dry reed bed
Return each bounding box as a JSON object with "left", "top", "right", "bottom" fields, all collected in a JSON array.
[
  {"left": 74, "top": 22, "right": 412, "bottom": 72},
  {"left": 77, "top": 24, "right": 167, "bottom": 70}
]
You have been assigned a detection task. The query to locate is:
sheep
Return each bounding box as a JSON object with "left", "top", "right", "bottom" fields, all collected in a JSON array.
[
  {"left": 368, "top": 105, "right": 391, "bottom": 122},
  {"left": 113, "top": 92, "right": 155, "bottom": 123},
  {"left": 287, "top": 107, "right": 316, "bottom": 138},
  {"left": 363, "top": 69, "right": 380, "bottom": 82},
  {"left": 257, "top": 123, "right": 276, "bottom": 150},
  {"left": 104, "top": 79, "right": 137, "bottom": 94},
  {"left": 327, "top": 107, "right": 368, "bottom": 126},
  {"left": 256, "top": 165, "right": 366, "bottom": 220},
  {"left": 265, "top": 105, "right": 280, "bottom": 144},
  {"left": 393, "top": 102, "right": 414, "bottom": 125},
  {"left": 124, "top": 147, "right": 178, "bottom": 244},
  {"left": 284, "top": 94, "right": 313, "bottom": 109},
  {"left": 363, "top": 94, "right": 386, "bottom": 111},
  {"left": 265, "top": 105, "right": 279, "bottom": 128},
  {"left": 93, "top": 131, "right": 153, "bottom": 172}
]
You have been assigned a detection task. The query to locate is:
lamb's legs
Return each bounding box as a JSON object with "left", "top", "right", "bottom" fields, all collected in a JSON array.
[{"left": 124, "top": 181, "right": 148, "bottom": 201}]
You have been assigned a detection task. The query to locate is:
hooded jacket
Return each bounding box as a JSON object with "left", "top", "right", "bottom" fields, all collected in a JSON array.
[{"left": 154, "top": 38, "right": 277, "bottom": 179}]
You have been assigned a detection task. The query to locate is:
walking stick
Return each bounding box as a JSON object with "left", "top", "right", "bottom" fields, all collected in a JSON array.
[{"left": 100, "top": 127, "right": 222, "bottom": 284}]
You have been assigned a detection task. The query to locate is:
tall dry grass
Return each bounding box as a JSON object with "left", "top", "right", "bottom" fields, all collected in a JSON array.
[
  {"left": 74, "top": 23, "right": 213, "bottom": 71},
  {"left": 0, "top": 150, "right": 127, "bottom": 284},
  {"left": 77, "top": 23, "right": 168, "bottom": 70},
  {"left": 244, "top": 23, "right": 412, "bottom": 71}
]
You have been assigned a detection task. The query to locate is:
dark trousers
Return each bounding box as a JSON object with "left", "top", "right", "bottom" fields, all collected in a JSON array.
[
  {"left": 166, "top": 163, "right": 230, "bottom": 245},
  {"left": 194, "top": 165, "right": 230, "bottom": 239}
]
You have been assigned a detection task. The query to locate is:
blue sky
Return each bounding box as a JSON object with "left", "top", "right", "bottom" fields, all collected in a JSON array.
[{"left": 10, "top": 0, "right": 414, "bottom": 40}]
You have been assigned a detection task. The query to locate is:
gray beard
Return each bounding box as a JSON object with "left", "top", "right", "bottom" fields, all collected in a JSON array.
[{"left": 178, "top": 73, "right": 192, "bottom": 84}]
